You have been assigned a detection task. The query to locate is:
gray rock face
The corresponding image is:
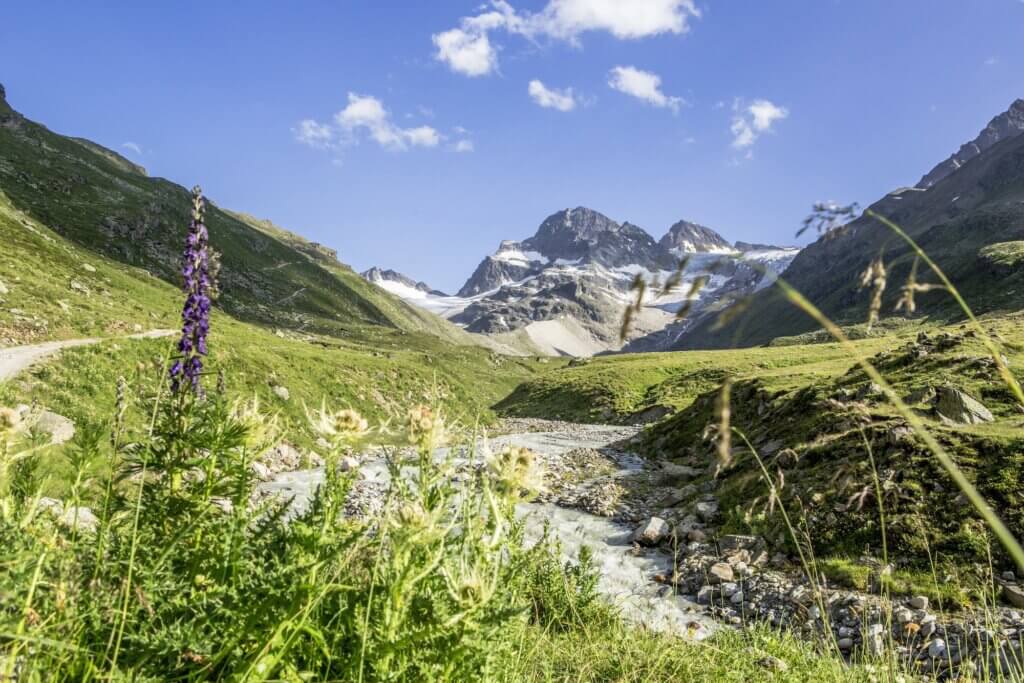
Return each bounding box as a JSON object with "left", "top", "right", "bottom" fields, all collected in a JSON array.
[
  {"left": 917, "top": 99, "right": 1024, "bottom": 189},
  {"left": 361, "top": 267, "right": 448, "bottom": 297},
  {"left": 935, "top": 386, "right": 994, "bottom": 424}
]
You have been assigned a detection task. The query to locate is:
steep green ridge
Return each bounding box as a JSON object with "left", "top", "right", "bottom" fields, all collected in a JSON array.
[
  {"left": 0, "top": 86, "right": 477, "bottom": 345},
  {"left": 679, "top": 108, "right": 1024, "bottom": 350}
]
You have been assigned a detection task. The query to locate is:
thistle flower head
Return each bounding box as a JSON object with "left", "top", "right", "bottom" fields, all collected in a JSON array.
[
  {"left": 170, "top": 186, "right": 213, "bottom": 394},
  {"left": 306, "top": 400, "right": 368, "bottom": 447},
  {"left": 487, "top": 445, "right": 543, "bottom": 498},
  {"left": 0, "top": 406, "right": 20, "bottom": 433},
  {"left": 407, "top": 404, "right": 445, "bottom": 450}
]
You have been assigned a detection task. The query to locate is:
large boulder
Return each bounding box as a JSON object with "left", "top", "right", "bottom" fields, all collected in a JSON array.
[
  {"left": 35, "top": 411, "right": 76, "bottom": 444},
  {"left": 936, "top": 386, "right": 994, "bottom": 424},
  {"left": 632, "top": 516, "right": 671, "bottom": 546}
]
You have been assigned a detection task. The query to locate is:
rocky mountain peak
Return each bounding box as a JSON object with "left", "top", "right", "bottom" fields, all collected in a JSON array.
[
  {"left": 524, "top": 207, "right": 620, "bottom": 257},
  {"left": 917, "top": 98, "right": 1024, "bottom": 189},
  {"left": 659, "top": 220, "right": 733, "bottom": 254}
]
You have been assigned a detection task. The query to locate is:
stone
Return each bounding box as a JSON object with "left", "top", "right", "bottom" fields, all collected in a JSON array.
[
  {"left": 935, "top": 386, "right": 994, "bottom": 424},
  {"left": 928, "top": 638, "right": 947, "bottom": 659},
  {"left": 909, "top": 595, "right": 929, "bottom": 610},
  {"left": 35, "top": 411, "right": 76, "bottom": 444},
  {"left": 865, "top": 623, "right": 886, "bottom": 656},
  {"left": 340, "top": 456, "right": 360, "bottom": 472},
  {"left": 730, "top": 590, "right": 744, "bottom": 605},
  {"left": 687, "top": 528, "right": 707, "bottom": 543},
  {"left": 0, "top": 280, "right": 7, "bottom": 295},
  {"left": 756, "top": 656, "right": 788, "bottom": 673},
  {"left": 894, "top": 607, "right": 914, "bottom": 624},
  {"left": 660, "top": 462, "right": 701, "bottom": 480},
  {"left": 250, "top": 461, "right": 273, "bottom": 481},
  {"left": 632, "top": 516, "right": 671, "bottom": 546},
  {"left": 707, "top": 562, "right": 734, "bottom": 585},
  {"left": 718, "top": 534, "right": 758, "bottom": 552},
  {"left": 838, "top": 637, "right": 854, "bottom": 651},
  {"left": 696, "top": 586, "right": 715, "bottom": 604},
  {"left": 694, "top": 500, "right": 719, "bottom": 523},
  {"left": 272, "top": 385, "right": 290, "bottom": 401},
  {"left": 720, "top": 582, "right": 739, "bottom": 598},
  {"left": 82, "top": 263, "right": 97, "bottom": 272},
  {"left": 1003, "top": 584, "right": 1024, "bottom": 609}
]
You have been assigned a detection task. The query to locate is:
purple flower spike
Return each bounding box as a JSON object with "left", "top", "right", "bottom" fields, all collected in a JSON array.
[{"left": 170, "top": 186, "right": 212, "bottom": 394}]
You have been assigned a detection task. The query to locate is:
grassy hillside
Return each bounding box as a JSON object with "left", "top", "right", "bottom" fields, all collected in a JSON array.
[
  {"left": 0, "top": 89, "right": 553, "bottom": 493},
  {"left": 496, "top": 334, "right": 901, "bottom": 423},
  {"left": 0, "top": 89, "right": 483, "bottom": 345}
]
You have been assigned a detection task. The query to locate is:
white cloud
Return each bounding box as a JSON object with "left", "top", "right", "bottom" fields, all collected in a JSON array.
[
  {"left": 529, "top": 0, "right": 700, "bottom": 41},
  {"left": 730, "top": 99, "right": 788, "bottom": 151},
  {"left": 434, "top": 0, "right": 700, "bottom": 76},
  {"left": 121, "top": 141, "right": 143, "bottom": 156},
  {"left": 607, "top": 66, "right": 683, "bottom": 113},
  {"left": 432, "top": 7, "right": 514, "bottom": 77},
  {"left": 296, "top": 93, "right": 447, "bottom": 156},
  {"left": 528, "top": 79, "right": 577, "bottom": 111},
  {"left": 335, "top": 93, "right": 441, "bottom": 150},
  {"left": 292, "top": 120, "right": 334, "bottom": 149},
  {"left": 454, "top": 139, "right": 475, "bottom": 153}
]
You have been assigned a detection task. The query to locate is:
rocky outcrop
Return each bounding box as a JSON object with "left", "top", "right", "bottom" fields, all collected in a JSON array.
[
  {"left": 935, "top": 386, "right": 994, "bottom": 424},
  {"left": 917, "top": 99, "right": 1024, "bottom": 189}
]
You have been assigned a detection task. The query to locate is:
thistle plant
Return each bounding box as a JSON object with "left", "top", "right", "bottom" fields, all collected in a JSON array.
[{"left": 169, "top": 185, "right": 212, "bottom": 394}]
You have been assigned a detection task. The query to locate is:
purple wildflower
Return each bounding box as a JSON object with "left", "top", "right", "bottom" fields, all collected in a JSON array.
[{"left": 170, "top": 186, "right": 212, "bottom": 394}]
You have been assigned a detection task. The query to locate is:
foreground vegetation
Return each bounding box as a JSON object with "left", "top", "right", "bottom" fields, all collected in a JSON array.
[{"left": 0, "top": 379, "right": 890, "bottom": 681}]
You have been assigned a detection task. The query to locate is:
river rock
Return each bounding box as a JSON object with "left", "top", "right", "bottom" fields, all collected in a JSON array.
[
  {"left": 909, "top": 595, "right": 929, "bottom": 610},
  {"left": 719, "top": 534, "right": 758, "bottom": 552},
  {"left": 936, "top": 386, "right": 994, "bottom": 424},
  {"left": 707, "top": 562, "right": 734, "bottom": 585},
  {"left": 632, "top": 516, "right": 670, "bottom": 546},
  {"left": 694, "top": 500, "right": 719, "bottom": 523},
  {"left": 1003, "top": 584, "right": 1024, "bottom": 609},
  {"left": 272, "top": 385, "right": 290, "bottom": 401},
  {"left": 928, "top": 638, "right": 947, "bottom": 659}
]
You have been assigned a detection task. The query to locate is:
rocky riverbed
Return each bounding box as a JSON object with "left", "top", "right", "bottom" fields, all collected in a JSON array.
[{"left": 254, "top": 418, "right": 1024, "bottom": 680}]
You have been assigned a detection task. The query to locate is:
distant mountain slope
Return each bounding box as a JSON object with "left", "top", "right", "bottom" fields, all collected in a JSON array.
[
  {"left": 678, "top": 99, "right": 1024, "bottom": 349},
  {"left": 0, "top": 84, "right": 482, "bottom": 348}
]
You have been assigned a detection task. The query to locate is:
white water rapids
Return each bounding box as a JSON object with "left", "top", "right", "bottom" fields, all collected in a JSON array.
[{"left": 261, "top": 425, "right": 716, "bottom": 639}]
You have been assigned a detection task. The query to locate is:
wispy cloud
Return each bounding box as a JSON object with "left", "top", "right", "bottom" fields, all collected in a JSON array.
[
  {"left": 121, "top": 141, "right": 143, "bottom": 156},
  {"left": 730, "top": 98, "right": 788, "bottom": 154},
  {"left": 433, "top": 0, "right": 700, "bottom": 77},
  {"left": 453, "top": 139, "right": 475, "bottom": 153},
  {"left": 528, "top": 79, "right": 577, "bottom": 111},
  {"left": 293, "top": 120, "right": 334, "bottom": 149},
  {"left": 607, "top": 66, "right": 683, "bottom": 113}
]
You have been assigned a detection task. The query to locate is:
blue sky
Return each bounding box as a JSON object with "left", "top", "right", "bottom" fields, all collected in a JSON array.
[{"left": 2, "top": 1, "right": 1023, "bottom": 292}]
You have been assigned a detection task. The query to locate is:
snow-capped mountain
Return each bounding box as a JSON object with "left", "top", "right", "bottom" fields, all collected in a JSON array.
[
  {"left": 659, "top": 220, "right": 734, "bottom": 255},
  {"left": 361, "top": 267, "right": 448, "bottom": 298},
  {"left": 366, "top": 207, "right": 799, "bottom": 356}
]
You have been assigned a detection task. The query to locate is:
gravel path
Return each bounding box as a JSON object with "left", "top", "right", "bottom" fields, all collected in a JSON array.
[{"left": 0, "top": 330, "right": 176, "bottom": 381}]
